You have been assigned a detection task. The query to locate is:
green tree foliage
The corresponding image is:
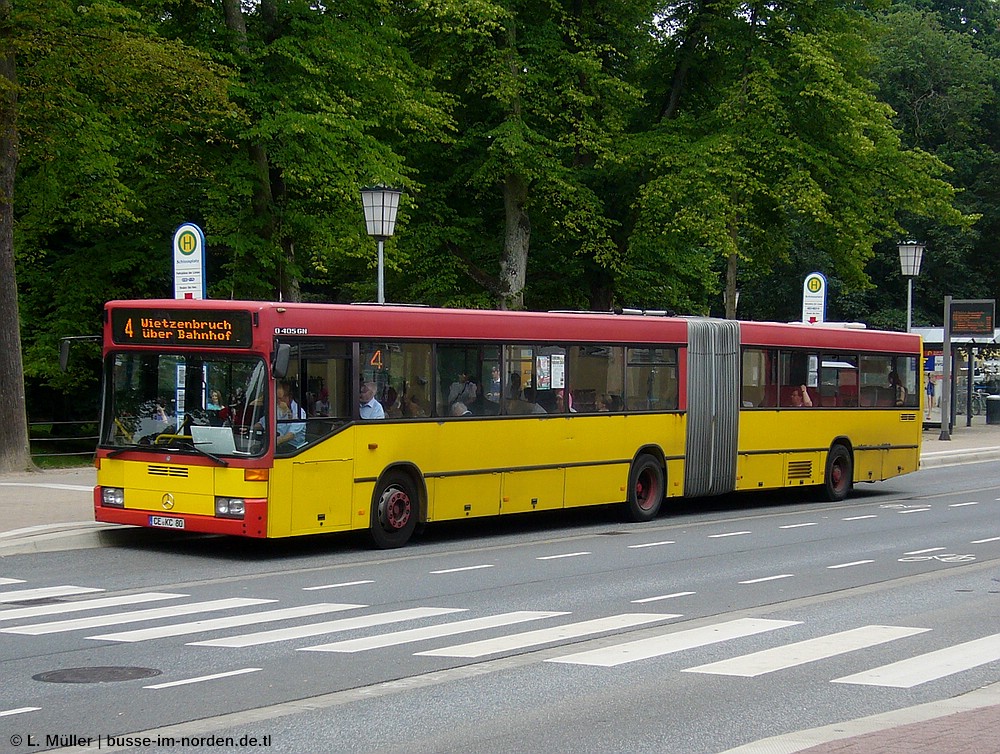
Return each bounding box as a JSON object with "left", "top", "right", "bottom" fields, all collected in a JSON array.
[
  {"left": 14, "top": 0, "right": 237, "bottom": 400},
  {"left": 628, "top": 0, "right": 972, "bottom": 319},
  {"left": 5, "top": 0, "right": 997, "bottom": 446}
]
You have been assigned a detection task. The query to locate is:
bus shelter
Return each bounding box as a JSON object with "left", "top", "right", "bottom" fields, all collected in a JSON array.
[{"left": 912, "top": 326, "right": 1000, "bottom": 429}]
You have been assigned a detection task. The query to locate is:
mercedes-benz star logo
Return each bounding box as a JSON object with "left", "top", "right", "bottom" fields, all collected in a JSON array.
[{"left": 161, "top": 493, "right": 175, "bottom": 510}]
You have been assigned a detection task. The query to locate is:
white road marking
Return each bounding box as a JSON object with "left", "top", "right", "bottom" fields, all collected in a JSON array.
[
  {"left": 627, "top": 541, "right": 676, "bottom": 549},
  {"left": 834, "top": 633, "right": 1000, "bottom": 688},
  {"left": 632, "top": 592, "right": 696, "bottom": 604},
  {"left": 88, "top": 604, "right": 362, "bottom": 642},
  {"left": 898, "top": 508, "right": 930, "bottom": 514},
  {"left": 971, "top": 537, "right": 1000, "bottom": 544},
  {"left": 740, "top": 574, "right": 794, "bottom": 584},
  {"left": 302, "top": 611, "right": 565, "bottom": 653},
  {"left": 0, "top": 593, "right": 186, "bottom": 622},
  {"left": 779, "top": 523, "right": 817, "bottom": 529},
  {"left": 827, "top": 560, "right": 874, "bottom": 569},
  {"left": 536, "top": 552, "right": 590, "bottom": 560},
  {"left": 0, "top": 707, "right": 39, "bottom": 717},
  {"left": 430, "top": 565, "right": 495, "bottom": 574},
  {"left": 302, "top": 581, "right": 374, "bottom": 591},
  {"left": 0, "top": 578, "right": 26, "bottom": 585},
  {"left": 684, "top": 625, "right": 930, "bottom": 677},
  {"left": 0, "top": 482, "right": 92, "bottom": 492},
  {"left": 709, "top": 531, "right": 751, "bottom": 538},
  {"left": 1, "top": 598, "right": 274, "bottom": 635},
  {"left": 145, "top": 668, "right": 261, "bottom": 689},
  {"left": 419, "top": 614, "right": 679, "bottom": 659},
  {"left": 0, "top": 585, "right": 103, "bottom": 603},
  {"left": 549, "top": 618, "right": 800, "bottom": 667},
  {"left": 189, "top": 607, "right": 465, "bottom": 648},
  {"left": 905, "top": 548, "right": 945, "bottom": 555},
  {"left": 842, "top": 515, "right": 877, "bottom": 521},
  {"left": 949, "top": 502, "right": 979, "bottom": 507}
]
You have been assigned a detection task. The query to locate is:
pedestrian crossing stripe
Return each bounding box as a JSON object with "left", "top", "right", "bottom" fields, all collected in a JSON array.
[
  {"left": 683, "top": 625, "right": 930, "bottom": 677},
  {"left": 1, "top": 598, "right": 274, "bottom": 635},
  {"left": 0, "top": 593, "right": 187, "bottom": 622},
  {"left": 301, "top": 611, "right": 568, "bottom": 653},
  {"left": 0, "top": 585, "right": 104, "bottom": 603},
  {"left": 188, "top": 607, "right": 466, "bottom": 648},
  {"left": 417, "top": 613, "right": 681, "bottom": 658},
  {"left": 88, "top": 603, "right": 365, "bottom": 643},
  {"left": 548, "top": 618, "right": 800, "bottom": 667},
  {"left": 833, "top": 633, "right": 1000, "bottom": 688}
]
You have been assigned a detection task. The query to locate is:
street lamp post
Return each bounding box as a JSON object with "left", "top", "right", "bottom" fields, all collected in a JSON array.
[
  {"left": 897, "top": 240, "right": 925, "bottom": 333},
  {"left": 361, "top": 185, "right": 403, "bottom": 304}
]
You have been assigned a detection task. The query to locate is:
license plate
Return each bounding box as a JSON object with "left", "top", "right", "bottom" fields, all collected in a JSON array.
[{"left": 149, "top": 515, "right": 185, "bottom": 529}]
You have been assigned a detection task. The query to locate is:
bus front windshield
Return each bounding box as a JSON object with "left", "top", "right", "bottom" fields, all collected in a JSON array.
[{"left": 102, "top": 352, "right": 269, "bottom": 457}]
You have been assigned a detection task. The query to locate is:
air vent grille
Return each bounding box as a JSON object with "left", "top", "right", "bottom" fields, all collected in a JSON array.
[
  {"left": 148, "top": 465, "right": 189, "bottom": 478},
  {"left": 787, "top": 460, "right": 812, "bottom": 479}
]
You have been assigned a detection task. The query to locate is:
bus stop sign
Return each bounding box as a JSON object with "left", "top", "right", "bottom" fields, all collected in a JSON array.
[{"left": 802, "top": 272, "right": 827, "bottom": 324}]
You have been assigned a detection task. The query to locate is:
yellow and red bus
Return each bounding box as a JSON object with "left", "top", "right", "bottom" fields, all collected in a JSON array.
[{"left": 95, "top": 300, "right": 922, "bottom": 548}]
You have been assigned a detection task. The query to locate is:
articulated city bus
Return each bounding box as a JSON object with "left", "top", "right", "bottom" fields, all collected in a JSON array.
[{"left": 94, "top": 300, "right": 922, "bottom": 548}]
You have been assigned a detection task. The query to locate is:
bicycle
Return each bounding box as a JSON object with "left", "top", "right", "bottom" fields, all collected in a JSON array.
[{"left": 971, "top": 389, "right": 989, "bottom": 416}]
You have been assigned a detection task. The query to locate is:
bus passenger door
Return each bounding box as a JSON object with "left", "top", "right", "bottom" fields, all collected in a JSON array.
[{"left": 684, "top": 319, "right": 740, "bottom": 497}]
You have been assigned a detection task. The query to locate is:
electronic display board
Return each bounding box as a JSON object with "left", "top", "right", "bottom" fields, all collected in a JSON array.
[{"left": 110, "top": 309, "right": 254, "bottom": 348}]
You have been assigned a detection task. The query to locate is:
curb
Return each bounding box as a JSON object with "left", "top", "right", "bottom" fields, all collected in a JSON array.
[
  {"left": 919, "top": 447, "right": 1000, "bottom": 469},
  {"left": 719, "top": 681, "right": 1000, "bottom": 753},
  {"left": 0, "top": 523, "right": 181, "bottom": 557}
]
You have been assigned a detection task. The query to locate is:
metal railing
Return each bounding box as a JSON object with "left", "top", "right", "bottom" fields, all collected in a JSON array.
[{"left": 29, "top": 419, "right": 99, "bottom": 460}]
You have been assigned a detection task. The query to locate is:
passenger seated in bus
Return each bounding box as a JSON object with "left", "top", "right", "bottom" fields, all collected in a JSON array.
[
  {"left": 888, "top": 370, "right": 907, "bottom": 406},
  {"left": 274, "top": 380, "right": 306, "bottom": 449},
  {"left": 447, "top": 372, "right": 477, "bottom": 407},
  {"left": 789, "top": 385, "right": 812, "bottom": 407},
  {"left": 403, "top": 392, "right": 427, "bottom": 417},
  {"left": 553, "top": 390, "right": 576, "bottom": 413},
  {"left": 450, "top": 401, "right": 473, "bottom": 417},
  {"left": 383, "top": 386, "right": 403, "bottom": 418},
  {"left": 467, "top": 379, "right": 499, "bottom": 415},
  {"left": 360, "top": 381, "right": 385, "bottom": 419},
  {"left": 314, "top": 388, "right": 330, "bottom": 416}
]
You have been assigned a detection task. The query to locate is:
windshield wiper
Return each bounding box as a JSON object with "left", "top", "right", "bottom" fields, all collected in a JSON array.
[
  {"left": 107, "top": 444, "right": 141, "bottom": 458},
  {"left": 182, "top": 442, "right": 230, "bottom": 467}
]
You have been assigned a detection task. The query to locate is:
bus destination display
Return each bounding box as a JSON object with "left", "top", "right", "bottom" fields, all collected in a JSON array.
[{"left": 111, "top": 309, "right": 254, "bottom": 348}]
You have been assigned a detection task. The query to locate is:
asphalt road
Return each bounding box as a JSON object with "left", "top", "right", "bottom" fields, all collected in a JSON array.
[{"left": 1, "top": 462, "right": 999, "bottom": 754}]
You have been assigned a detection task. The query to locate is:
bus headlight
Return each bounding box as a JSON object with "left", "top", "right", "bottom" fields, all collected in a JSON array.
[
  {"left": 101, "top": 487, "right": 125, "bottom": 508},
  {"left": 215, "top": 497, "right": 246, "bottom": 519}
]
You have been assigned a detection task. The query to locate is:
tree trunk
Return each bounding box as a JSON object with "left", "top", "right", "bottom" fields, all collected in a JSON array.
[
  {"left": 724, "top": 219, "right": 739, "bottom": 319},
  {"left": 0, "top": 0, "right": 32, "bottom": 472},
  {"left": 222, "top": 0, "right": 297, "bottom": 302},
  {"left": 499, "top": 172, "right": 530, "bottom": 311},
  {"left": 724, "top": 250, "right": 738, "bottom": 319}
]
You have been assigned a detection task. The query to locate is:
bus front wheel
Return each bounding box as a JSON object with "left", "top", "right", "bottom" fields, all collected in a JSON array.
[
  {"left": 626, "top": 455, "right": 664, "bottom": 522},
  {"left": 370, "top": 472, "right": 418, "bottom": 549},
  {"left": 823, "top": 445, "right": 853, "bottom": 502}
]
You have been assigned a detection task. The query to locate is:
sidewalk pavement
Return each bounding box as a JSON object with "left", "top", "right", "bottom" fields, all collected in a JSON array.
[{"left": 2, "top": 419, "right": 999, "bottom": 753}]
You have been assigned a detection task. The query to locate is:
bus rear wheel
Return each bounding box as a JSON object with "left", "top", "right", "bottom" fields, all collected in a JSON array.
[
  {"left": 370, "top": 472, "right": 418, "bottom": 549},
  {"left": 626, "top": 455, "right": 664, "bottom": 522},
  {"left": 822, "top": 445, "right": 853, "bottom": 502}
]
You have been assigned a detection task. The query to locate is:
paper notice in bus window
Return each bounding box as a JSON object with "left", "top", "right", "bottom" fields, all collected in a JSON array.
[
  {"left": 536, "top": 356, "right": 551, "bottom": 389},
  {"left": 551, "top": 354, "right": 566, "bottom": 389}
]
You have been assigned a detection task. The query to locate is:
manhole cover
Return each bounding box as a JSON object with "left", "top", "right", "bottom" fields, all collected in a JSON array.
[{"left": 33, "top": 667, "right": 162, "bottom": 684}]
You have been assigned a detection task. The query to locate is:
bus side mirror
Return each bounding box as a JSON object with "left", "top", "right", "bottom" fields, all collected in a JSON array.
[
  {"left": 272, "top": 343, "right": 291, "bottom": 379},
  {"left": 59, "top": 339, "right": 71, "bottom": 372}
]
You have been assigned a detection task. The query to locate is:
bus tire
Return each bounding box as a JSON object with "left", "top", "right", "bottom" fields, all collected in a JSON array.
[
  {"left": 822, "top": 445, "right": 853, "bottom": 502},
  {"left": 626, "top": 455, "right": 664, "bottom": 522},
  {"left": 370, "top": 471, "right": 418, "bottom": 549}
]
